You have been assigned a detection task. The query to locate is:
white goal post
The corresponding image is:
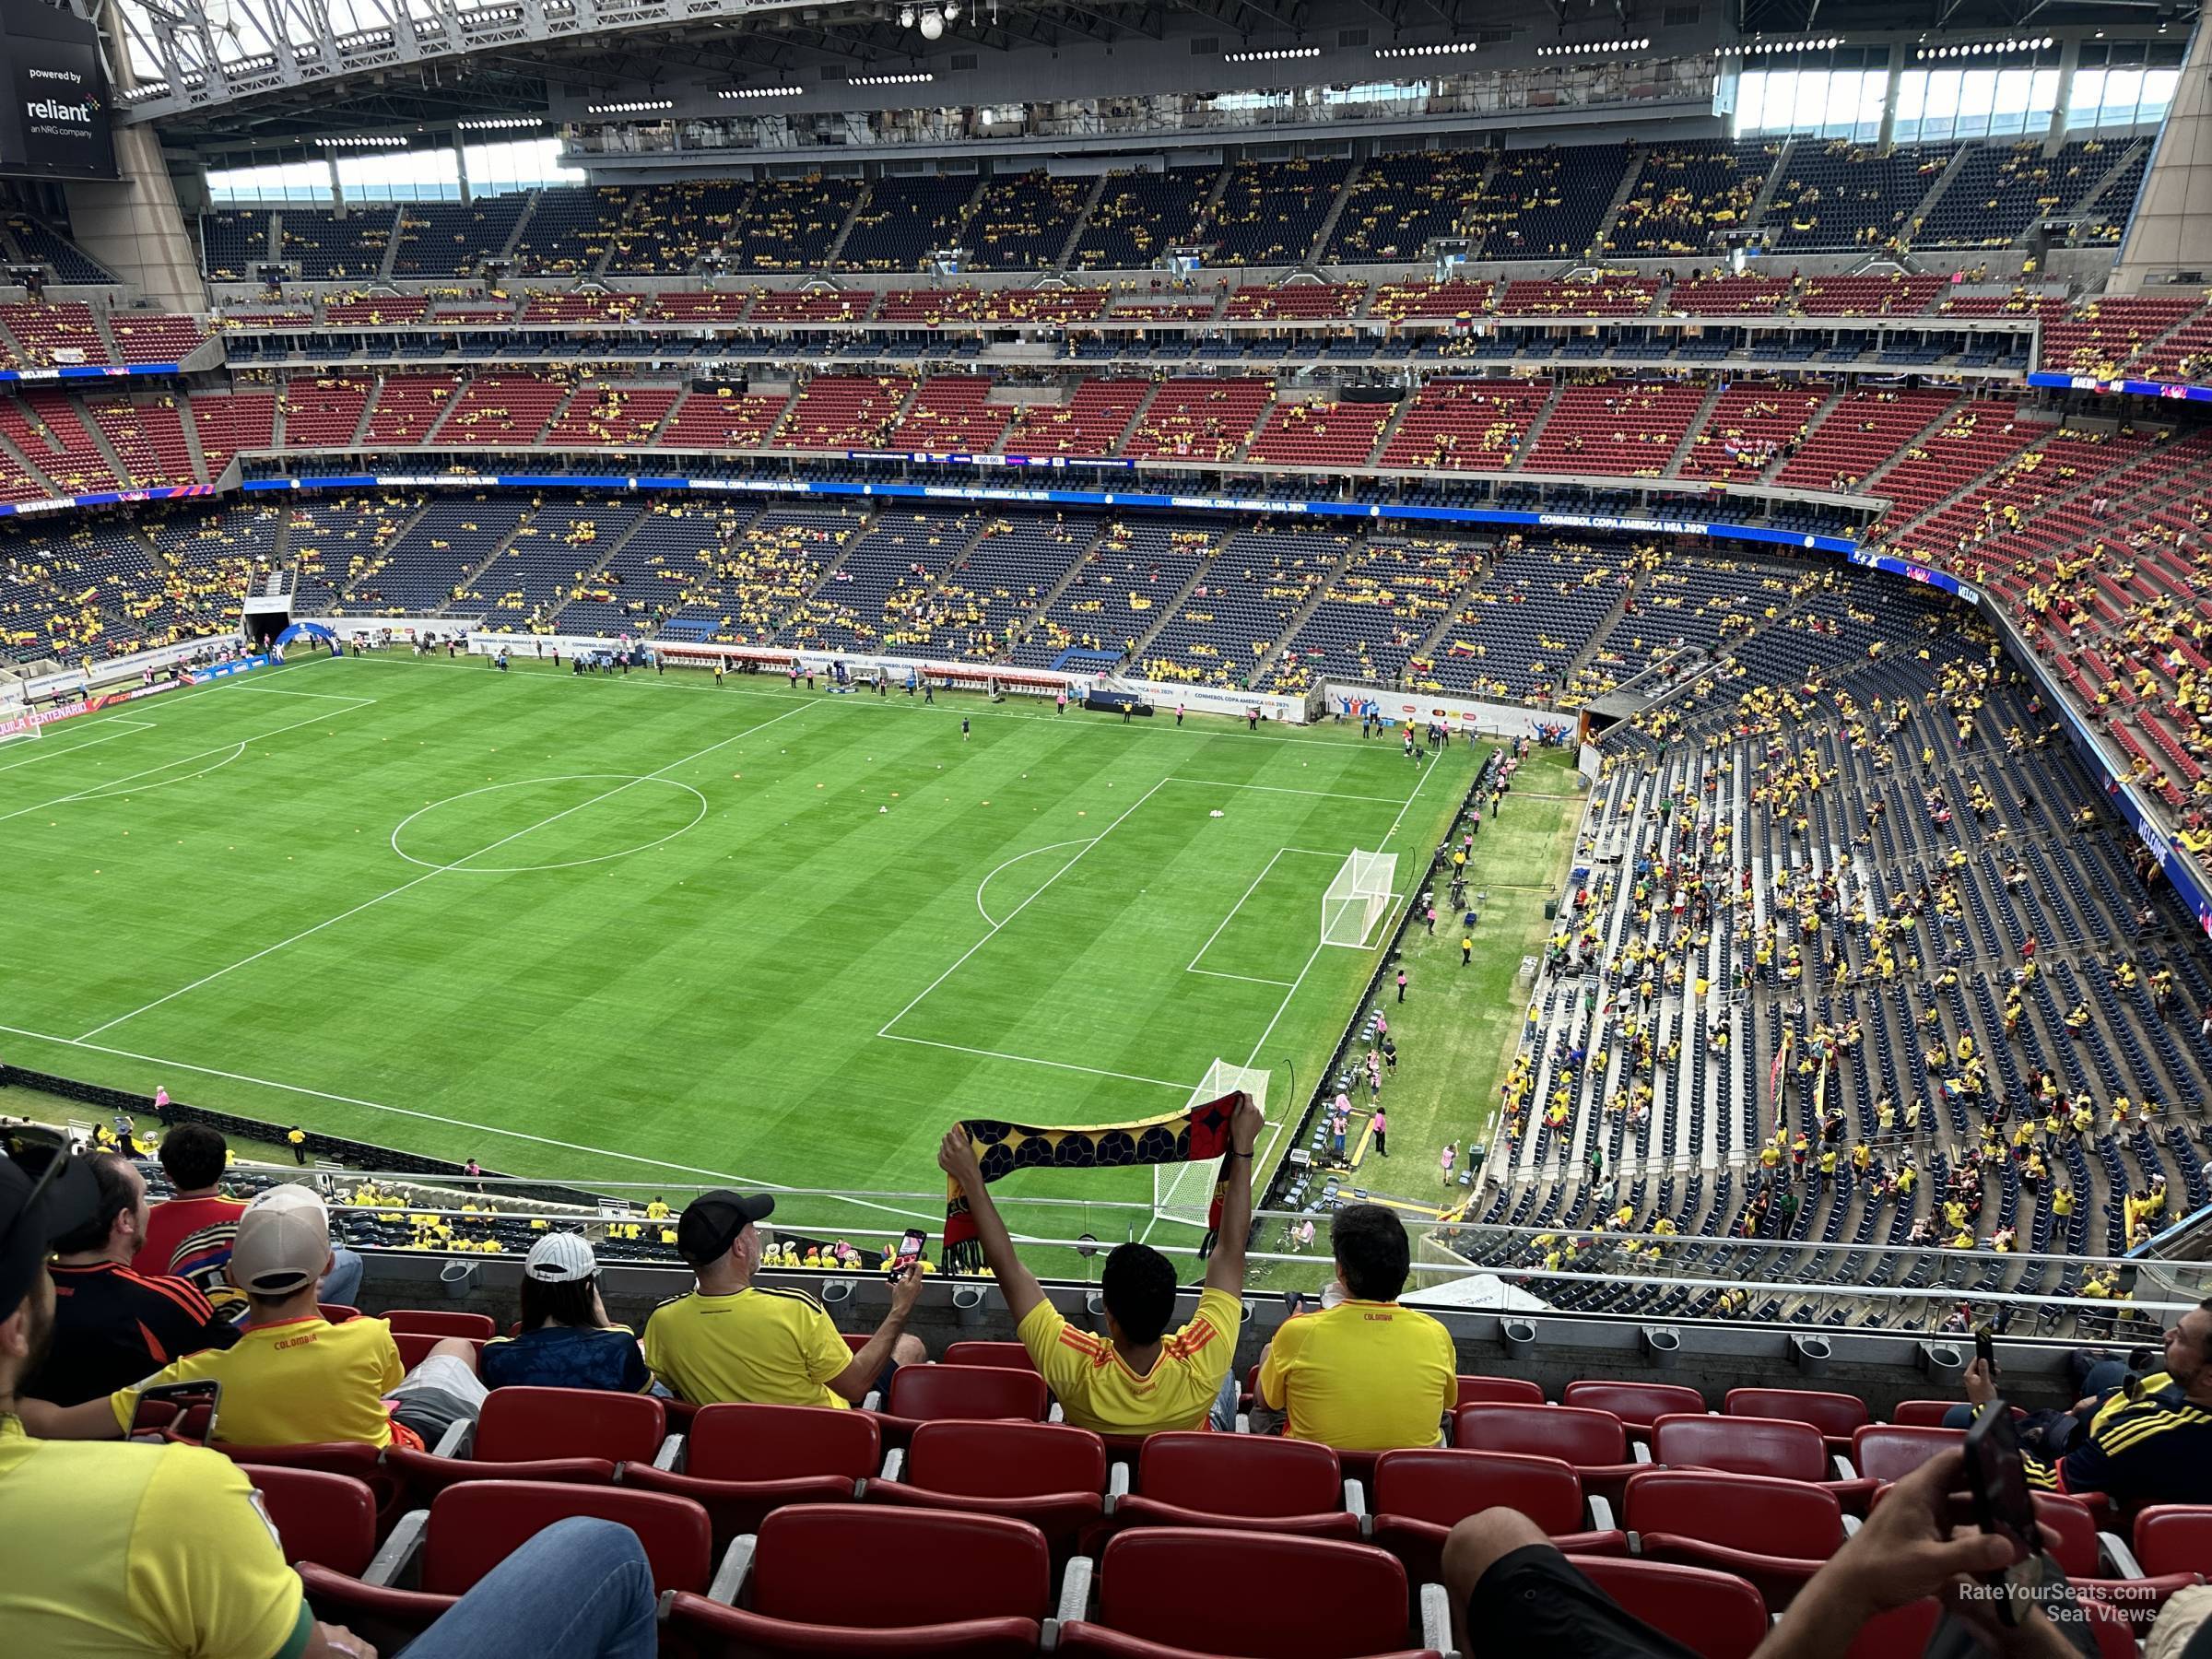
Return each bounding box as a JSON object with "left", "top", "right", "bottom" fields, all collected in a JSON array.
[
  {"left": 1153, "top": 1059, "right": 1271, "bottom": 1230},
  {"left": 1321, "top": 848, "right": 1398, "bottom": 948},
  {"left": 0, "top": 711, "right": 41, "bottom": 748}
]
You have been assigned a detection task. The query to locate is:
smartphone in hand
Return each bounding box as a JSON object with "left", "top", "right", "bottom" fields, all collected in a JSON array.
[
  {"left": 1963, "top": 1399, "right": 2041, "bottom": 1624},
  {"left": 887, "top": 1228, "right": 928, "bottom": 1278}
]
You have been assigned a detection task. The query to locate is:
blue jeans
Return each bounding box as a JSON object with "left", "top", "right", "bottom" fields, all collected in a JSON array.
[
  {"left": 1208, "top": 1369, "right": 1241, "bottom": 1433},
  {"left": 398, "top": 1517, "right": 655, "bottom": 1659},
  {"left": 319, "top": 1247, "right": 364, "bottom": 1308}
]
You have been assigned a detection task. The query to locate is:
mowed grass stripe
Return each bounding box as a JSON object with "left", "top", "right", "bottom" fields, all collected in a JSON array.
[{"left": 4, "top": 659, "right": 1483, "bottom": 1205}]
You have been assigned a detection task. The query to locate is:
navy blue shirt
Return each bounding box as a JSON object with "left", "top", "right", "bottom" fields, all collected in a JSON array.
[{"left": 479, "top": 1324, "right": 651, "bottom": 1394}]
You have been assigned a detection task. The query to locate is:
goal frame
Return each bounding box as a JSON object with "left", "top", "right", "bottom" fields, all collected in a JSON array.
[
  {"left": 1153, "top": 1059, "right": 1271, "bottom": 1229},
  {"left": 1321, "top": 847, "right": 1397, "bottom": 949}
]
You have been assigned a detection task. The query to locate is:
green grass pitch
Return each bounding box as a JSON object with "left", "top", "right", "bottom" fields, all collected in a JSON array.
[{"left": 1, "top": 653, "right": 1495, "bottom": 1242}]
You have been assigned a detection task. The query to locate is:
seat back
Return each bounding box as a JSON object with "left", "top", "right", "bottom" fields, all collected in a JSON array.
[
  {"left": 906, "top": 1420, "right": 1107, "bottom": 1500},
  {"left": 1888, "top": 1400, "right": 1960, "bottom": 1428},
  {"left": 1573, "top": 1558, "right": 1773, "bottom": 1659},
  {"left": 1091, "top": 1528, "right": 1411, "bottom": 1659},
  {"left": 1456, "top": 1375, "right": 1545, "bottom": 1407},
  {"left": 2032, "top": 1493, "right": 2103, "bottom": 1579},
  {"left": 1724, "top": 1388, "right": 1869, "bottom": 1445},
  {"left": 421, "top": 1481, "right": 712, "bottom": 1596},
  {"left": 1560, "top": 1380, "right": 1705, "bottom": 1433},
  {"left": 1850, "top": 1424, "right": 1962, "bottom": 1485},
  {"left": 750, "top": 1504, "right": 1052, "bottom": 1627},
  {"left": 387, "top": 1309, "right": 498, "bottom": 1340},
  {"left": 474, "top": 1385, "right": 665, "bottom": 1465},
  {"left": 885, "top": 1362, "right": 1049, "bottom": 1424},
  {"left": 686, "top": 1402, "right": 881, "bottom": 1484},
  {"left": 243, "top": 1465, "right": 378, "bottom": 1576},
  {"left": 1373, "top": 1448, "right": 1583, "bottom": 1535},
  {"left": 2136, "top": 1505, "right": 2212, "bottom": 1579},
  {"left": 1453, "top": 1403, "right": 1627, "bottom": 1467},
  {"left": 1136, "top": 1432, "right": 1343, "bottom": 1518},
  {"left": 1624, "top": 1468, "right": 1841, "bottom": 1559},
  {"left": 945, "top": 1341, "right": 1038, "bottom": 1371},
  {"left": 1652, "top": 1412, "right": 1825, "bottom": 1483},
  {"left": 317, "top": 1303, "right": 361, "bottom": 1323}
]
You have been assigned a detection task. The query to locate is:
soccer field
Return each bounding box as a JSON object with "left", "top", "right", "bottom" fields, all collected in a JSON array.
[{"left": 1, "top": 653, "right": 1485, "bottom": 1230}]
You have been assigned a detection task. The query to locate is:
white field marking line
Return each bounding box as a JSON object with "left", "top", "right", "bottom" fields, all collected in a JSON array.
[
  {"left": 221, "top": 686, "right": 381, "bottom": 704},
  {"left": 877, "top": 775, "right": 1168, "bottom": 1038},
  {"left": 1189, "top": 969, "right": 1299, "bottom": 987},
  {"left": 327, "top": 653, "right": 1342, "bottom": 746},
  {"left": 877, "top": 1033, "right": 1190, "bottom": 1090},
  {"left": 1235, "top": 741, "right": 1446, "bottom": 1073},
  {"left": 1185, "top": 846, "right": 1344, "bottom": 976},
  {"left": 1163, "top": 777, "right": 1410, "bottom": 804},
  {"left": 0, "top": 701, "right": 373, "bottom": 826},
  {"left": 0, "top": 1020, "right": 944, "bottom": 1229},
  {"left": 73, "top": 699, "right": 817, "bottom": 1042},
  {"left": 0, "top": 725, "right": 146, "bottom": 773},
  {"left": 975, "top": 837, "right": 1099, "bottom": 928}
]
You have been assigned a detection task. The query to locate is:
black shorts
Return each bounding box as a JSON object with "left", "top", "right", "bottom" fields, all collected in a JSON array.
[{"left": 1466, "top": 1546, "right": 1701, "bottom": 1659}]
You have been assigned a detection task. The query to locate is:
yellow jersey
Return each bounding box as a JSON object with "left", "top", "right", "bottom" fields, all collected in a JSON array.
[
  {"left": 1017, "top": 1288, "right": 1238, "bottom": 1436},
  {"left": 642, "top": 1287, "right": 853, "bottom": 1409},
  {"left": 107, "top": 1315, "right": 405, "bottom": 1449},
  {"left": 1258, "top": 1299, "right": 1456, "bottom": 1451},
  {"left": 0, "top": 1416, "right": 311, "bottom": 1659}
]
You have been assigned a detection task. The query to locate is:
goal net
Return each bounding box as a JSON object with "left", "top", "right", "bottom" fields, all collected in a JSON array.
[
  {"left": 1321, "top": 848, "right": 1398, "bottom": 948},
  {"left": 1153, "top": 1058, "right": 1271, "bottom": 1230},
  {"left": 0, "top": 711, "right": 41, "bottom": 749}
]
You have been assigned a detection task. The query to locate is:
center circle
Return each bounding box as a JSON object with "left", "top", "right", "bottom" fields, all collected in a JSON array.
[{"left": 391, "top": 774, "right": 708, "bottom": 874}]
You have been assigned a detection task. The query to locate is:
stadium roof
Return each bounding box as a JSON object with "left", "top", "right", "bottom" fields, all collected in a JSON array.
[{"left": 90, "top": 0, "right": 2199, "bottom": 142}]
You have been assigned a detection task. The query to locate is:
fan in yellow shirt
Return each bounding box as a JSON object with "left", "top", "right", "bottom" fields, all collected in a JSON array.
[
  {"left": 937, "top": 1096, "right": 1264, "bottom": 1438},
  {"left": 1258, "top": 1205, "right": 1456, "bottom": 1451}
]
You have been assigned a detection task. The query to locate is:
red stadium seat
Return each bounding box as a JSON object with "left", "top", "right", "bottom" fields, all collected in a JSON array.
[
  {"left": 318, "top": 1303, "right": 361, "bottom": 1323},
  {"left": 2135, "top": 1505, "right": 2212, "bottom": 1578},
  {"left": 1888, "top": 1400, "right": 1963, "bottom": 1428},
  {"left": 300, "top": 1482, "right": 716, "bottom": 1646},
  {"left": 243, "top": 1465, "right": 379, "bottom": 1576},
  {"left": 1056, "top": 1527, "right": 1445, "bottom": 1659},
  {"left": 868, "top": 1419, "right": 1106, "bottom": 1553},
  {"left": 1624, "top": 1468, "right": 1843, "bottom": 1612},
  {"left": 622, "top": 1401, "right": 877, "bottom": 1552},
  {"left": 662, "top": 1503, "right": 1053, "bottom": 1659},
  {"left": 1112, "top": 1431, "right": 1360, "bottom": 1540},
  {"left": 386, "top": 1309, "right": 498, "bottom": 1341},
  {"left": 2034, "top": 1492, "right": 2202, "bottom": 1625},
  {"left": 1724, "top": 1388, "right": 1869, "bottom": 1453},
  {"left": 384, "top": 1385, "right": 665, "bottom": 1503},
  {"left": 946, "top": 1340, "right": 1039, "bottom": 1371},
  {"left": 1455, "top": 1375, "right": 1545, "bottom": 1407},
  {"left": 1369, "top": 1448, "right": 1627, "bottom": 1583},
  {"left": 222, "top": 1441, "right": 403, "bottom": 1530},
  {"left": 1452, "top": 1403, "right": 1645, "bottom": 1506},
  {"left": 1573, "top": 1557, "right": 1770, "bottom": 1659},
  {"left": 884, "top": 1363, "right": 1049, "bottom": 1426},
  {"left": 1848, "top": 1424, "right": 1962, "bottom": 1485},
  {"left": 1559, "top": 1381, "right": 1704, "bottom": 1441},
  {"left": 1650, "top": 1413, "right": 1877, "bottom": 1512},
  {"left": 1843, "top": 1599, "right": 1939, "bottom": 1659}
]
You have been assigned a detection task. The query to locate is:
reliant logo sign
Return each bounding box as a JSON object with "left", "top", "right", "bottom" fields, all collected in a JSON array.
[{"left": 1, "top": 0, "right": 118, "bottom": 181}]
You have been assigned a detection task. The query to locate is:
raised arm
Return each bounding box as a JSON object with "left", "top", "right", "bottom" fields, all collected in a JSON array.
[
  {"left": 1204, "top": 1095, "right": 1266, "bottom": 1297},
  {"left": 937, "top": 1127, "right": 1045, "bottom": 1325}
]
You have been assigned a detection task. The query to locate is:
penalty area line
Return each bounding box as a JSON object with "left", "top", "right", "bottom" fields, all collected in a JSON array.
[{"left": 877, "top": 1033, "right": 1189, "bottom": 1090}]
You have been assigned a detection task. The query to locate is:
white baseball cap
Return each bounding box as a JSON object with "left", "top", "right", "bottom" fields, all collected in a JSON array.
[
  {"left": 524, "top": 1231, "right": 599, "bottom": 1284},
  {"left": 229, "top": 1185, "right": 332, "bottom": 1295}
]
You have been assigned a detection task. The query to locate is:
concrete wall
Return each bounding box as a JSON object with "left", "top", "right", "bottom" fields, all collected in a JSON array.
[
  {"left": 2112, "top": 23, "right": 2212, "bottom": 292},
  {"left": 64, "top": 124, "right": 206, "bottom": 312}
]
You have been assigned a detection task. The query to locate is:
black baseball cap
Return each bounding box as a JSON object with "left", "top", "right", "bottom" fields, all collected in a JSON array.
[
  {"left": 676, "top": 1190, "right": 775, "bottom": 1265},
  {"left": 0, "top": 1130, "right": 101, "bottom": 1323}
]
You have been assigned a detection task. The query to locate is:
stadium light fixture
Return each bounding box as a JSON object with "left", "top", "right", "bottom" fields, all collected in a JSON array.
[
  {"left": 314, "top": 134, "right": 407, "bottom": 147},
  {"left": 456, "top": 116, "right": 543, "bottom": 130},
  {"left": 719, "top": 85, "right": 804, "bottom": 99},
  {"left": 900, "top": 5, "right": 915, "bottom": 23},
  {"left": 920, "top": 7, "right": 945, "bottom": 40},
  {"left": 1375, "top": 41, "right": 1479, "bottom": 58},
  {"left": 849, "top": 71, "right": 935, "bottom": 84},
  {"left": 1223, "top": 44, "right": 1320, "bottom": 62},
  {"left": 587, "top": 98, "right": 675, "bottom": 115},
  {"left": 1535, "top": 38, "right": 1652, "bottom": 56}
]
